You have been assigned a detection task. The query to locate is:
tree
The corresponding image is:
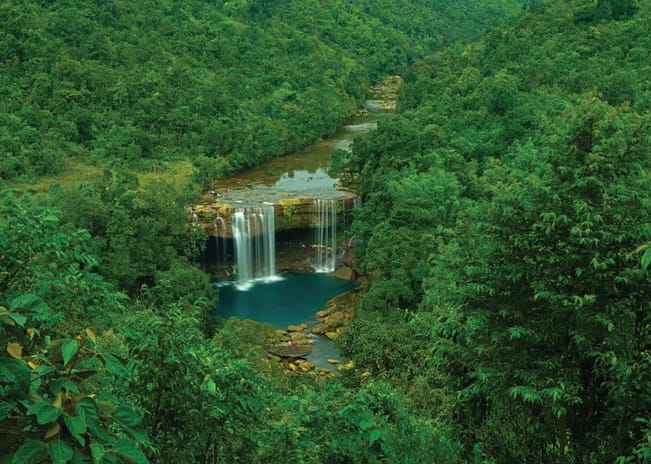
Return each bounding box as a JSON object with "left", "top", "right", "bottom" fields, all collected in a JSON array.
[
  {"left": 427, "top": 95, "right": 651, "bottom": 462},
  {"left": 0, "top": 190, "right": 149, "bottom": 463},
  {"left": 52, "top": 174, "right": 203, "bottom": 294}
]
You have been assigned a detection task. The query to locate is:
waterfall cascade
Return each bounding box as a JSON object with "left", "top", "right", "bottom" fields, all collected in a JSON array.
[
  {"left": 209, "top": 196, "right": 361, "bottom": 284},
  {"left": 231, "top": 204, "right": 276, "bottom": 286},
  {"left": 314, "top": 199, "right": 338, "bottom": 273}
]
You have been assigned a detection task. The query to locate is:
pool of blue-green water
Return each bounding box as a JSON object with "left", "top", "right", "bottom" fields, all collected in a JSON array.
[{"left": 215, "top": 273, "right": 354, "bottom": 328}]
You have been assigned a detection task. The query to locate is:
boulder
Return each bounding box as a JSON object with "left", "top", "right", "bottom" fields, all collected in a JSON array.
[
  {"left": 268, "top": 343, "right": 312, "bottom": 358},
  {"left": 316, "top": 309, "right": 331, "bottom": 319},
  {"left": 287, "top": 323, "right": 308, "bottom": 332},
  {"left": 325, "top": 332, "right": 339, "bottom": 340},
  {"left": 331, "top": 265, "right": 356, "bottom": 281},
  {"left": 327, "top": 358, "right": 340, "bottom": 364},
  {"left": 290, "top": 332, "right": 312, "bottom": 343},
  {"left": 295, "top": 359, "right": 315, "bottom": 373},
  {"left": 311, "top": 324, "right": 329, "bottom": 335}
]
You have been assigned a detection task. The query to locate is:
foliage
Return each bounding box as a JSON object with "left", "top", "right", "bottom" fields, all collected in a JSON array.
[
  {"left": 0, "top": 294, "right": 149, "bottom": 463},
  {"left": 115, "top": 299, "right": 217, "bottom": 463},
  {"left": 0, "top": 190, "right": 125, "bottom": 330},
  {"left": 0, "top": 0, "right": 522, "bottom": 185},
  {"left": 334, "top": 0, "right": 651, "bottom": 461},
  {"left": 426, "top": 95, "right": 651, "bottom": 462},
  {"left": 16, "top": 0, "right": 651, "bottom": 463},
  {"left": 248, "top": 380, "right": 467, "bottom": 464},
  {"left": 50, "top": 173, "right": 203, "bottom": 294}
]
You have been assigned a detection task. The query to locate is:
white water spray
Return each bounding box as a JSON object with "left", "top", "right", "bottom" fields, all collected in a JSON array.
[
  {"left": 231, "top": 204, "right": 276, "bottom": 286},
  {"left": 314, "top": 199, "right": 338, "bottom": 272}
]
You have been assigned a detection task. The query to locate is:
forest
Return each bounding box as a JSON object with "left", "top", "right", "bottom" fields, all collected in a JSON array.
[
  {"left": 0, "top": 0, "right": 517, "bottom": 186},
  {"left": 1, "top": 0, "right": 650, "bottom": 463}
]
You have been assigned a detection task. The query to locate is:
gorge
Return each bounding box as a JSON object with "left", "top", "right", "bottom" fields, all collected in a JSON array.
[
  {"left": 197, "top": 78, "right": 399, "bottom": 341},
  {"left": 197, "top": 80, "right": 396, "bottom": 291}
]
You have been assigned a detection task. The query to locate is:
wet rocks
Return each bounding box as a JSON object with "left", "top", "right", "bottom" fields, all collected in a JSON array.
[
  {"left": 287, "top": 323, "right": 308, "bottom": 332},
  {"left": 331, "top": 265, "right": 356, "bottom": 281},
  {"left": 308, "top": 291, "right": 359, "bottom": 339},
  {"left": 267, "top": 324, "right": 315, "bottom": 374},
  {"left": 286, "top": 359, "right": 315, "bottom": 373}
]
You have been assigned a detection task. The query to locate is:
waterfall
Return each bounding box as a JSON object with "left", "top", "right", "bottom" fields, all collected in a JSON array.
[
  {"left": 314, "top": 199, "right": 337, "bottom": 272},
  {"left": 231, "top": 204, "right": 276, "bottom": 286},
  {"left": 231, "top": 210, "right": 252, "bottom": 283},
  {"left": 262, "top": 203, "right": 276, "bottom": 278}
]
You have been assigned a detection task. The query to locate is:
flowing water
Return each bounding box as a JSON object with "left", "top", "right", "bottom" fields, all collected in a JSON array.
[
  {"left": 207, "top": 106, "right": 386, "bottom": 285},
  {"left": 212, "top": 97, "right": 392, "bottom": 359},
  {"left": 212, "top": 118, "right": 379, "bottom": 197}
]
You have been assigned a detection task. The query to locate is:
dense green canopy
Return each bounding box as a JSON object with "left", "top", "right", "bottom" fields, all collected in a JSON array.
[
  {"left": 336, "top": 0, "right": 651, "bottom": 461},
  {"left": 3, "top": 0, "right": 651, "bottom": 462},
  {"left": 0, "top": 0, "right": 520, "bottom": 185}
]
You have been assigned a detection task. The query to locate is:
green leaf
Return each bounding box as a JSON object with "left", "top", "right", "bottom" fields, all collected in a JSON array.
[
  {"left": 12, "top": 439, "right": 48, "bottom": 464},
  {"left": 359, "top": 417, "right": 374, "bottom": 431},
  {"left": 203, "top": 379, "right": 216, "bottom": 394},
  {"left": 43, "top": 213, "right": 59, "bottom": 223},
  {"left": 26, "top": 400, "right": 62, "bottom": 425},
  {"left": 9, "top": 294, "right": 49, "bottom": 314},
  {"left": 0, "top": 356, "right": 30, "bottom": 387},
  {"left": 49, "top": 440, "right": 74, "bottom": 464},
  {"left": 70, "top": 450, "right": 86, "bottom": 464},
  {"left": 111, "top": 406, "right": 149, "bottom": 443},
  {"left": 101, "top": 354, "right": 129, "bottom": 378},
  {"left": 7, "top": 313, "right": 27, "bottom": 327},
  {"left": 76, "top": 398, "right": 109, "bottom": 443},
  {"left": 64, "top": 414, "right": 87, "bottom": 446},
  {"left": 63, "top": 380, "right": 81, "bottom": 396},
  {"left": 111, "top": 438, "right": 149, "bottom": 464},
  {"left": 641, "top": 248, "right": 651, "bottom": 270},
  {"left": 0, "top": 400, "right": 14, "bottom": 420},
  {"left": 90, "top": 444, "right": 104, "bottom": 464},
  {"left": 62, "top": 340, "right": 80, "bottom": 366},
  {"left": 369, "top": 428, "right": 383, "bottom": 444}
]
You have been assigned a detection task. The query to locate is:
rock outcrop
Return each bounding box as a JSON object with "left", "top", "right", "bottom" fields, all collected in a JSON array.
[{"left": 194, "top": 194, "right": 359, "bottom": 238}]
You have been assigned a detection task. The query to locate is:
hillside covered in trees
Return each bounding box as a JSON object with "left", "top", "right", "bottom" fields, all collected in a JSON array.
[
  {"left": 1, "top": 0, "right": 519, "bottom": 186},
  {"left": 2, "top": 0, "right": 651, "bottom": 463},
  {"left": 335, "top": 0, "right": 651, "bottom": 462}
]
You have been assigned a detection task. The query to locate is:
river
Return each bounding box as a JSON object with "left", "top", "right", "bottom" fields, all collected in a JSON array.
[{"left": 209, "top": 79, "right": 398, "bottom": 371}]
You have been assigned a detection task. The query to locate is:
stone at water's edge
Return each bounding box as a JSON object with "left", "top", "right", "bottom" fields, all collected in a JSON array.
[
  {"left": 287, "top": 323, "right": 308, "bottom": 332},
  {"left": 195, "top": 193, "right": 359, "bottom": 238},
  {"left": 311, "top": 324, "right": 329, "bottom": 335},
  {"left": 331, "top": 265, "right": 356, "bottom": 281},
  {"left": 268, "top": 344, "right": 313, "bottom": 358}
]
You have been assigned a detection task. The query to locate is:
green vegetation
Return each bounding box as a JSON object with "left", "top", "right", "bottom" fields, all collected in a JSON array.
[
  {"left": 0, "top": 185, "right": 469, "bottom": 462},
  {"left": 1, "top": 1, "right": 526, "bottom": 462},
  {"left": 4, "top": 0, "right": 650, "bottom": 462},
  {"left": 1, "top": 0, "right": 519, "bottom": 188},
  {"left": 335, "top": 0, "right": 651, "bottom": 461}
]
